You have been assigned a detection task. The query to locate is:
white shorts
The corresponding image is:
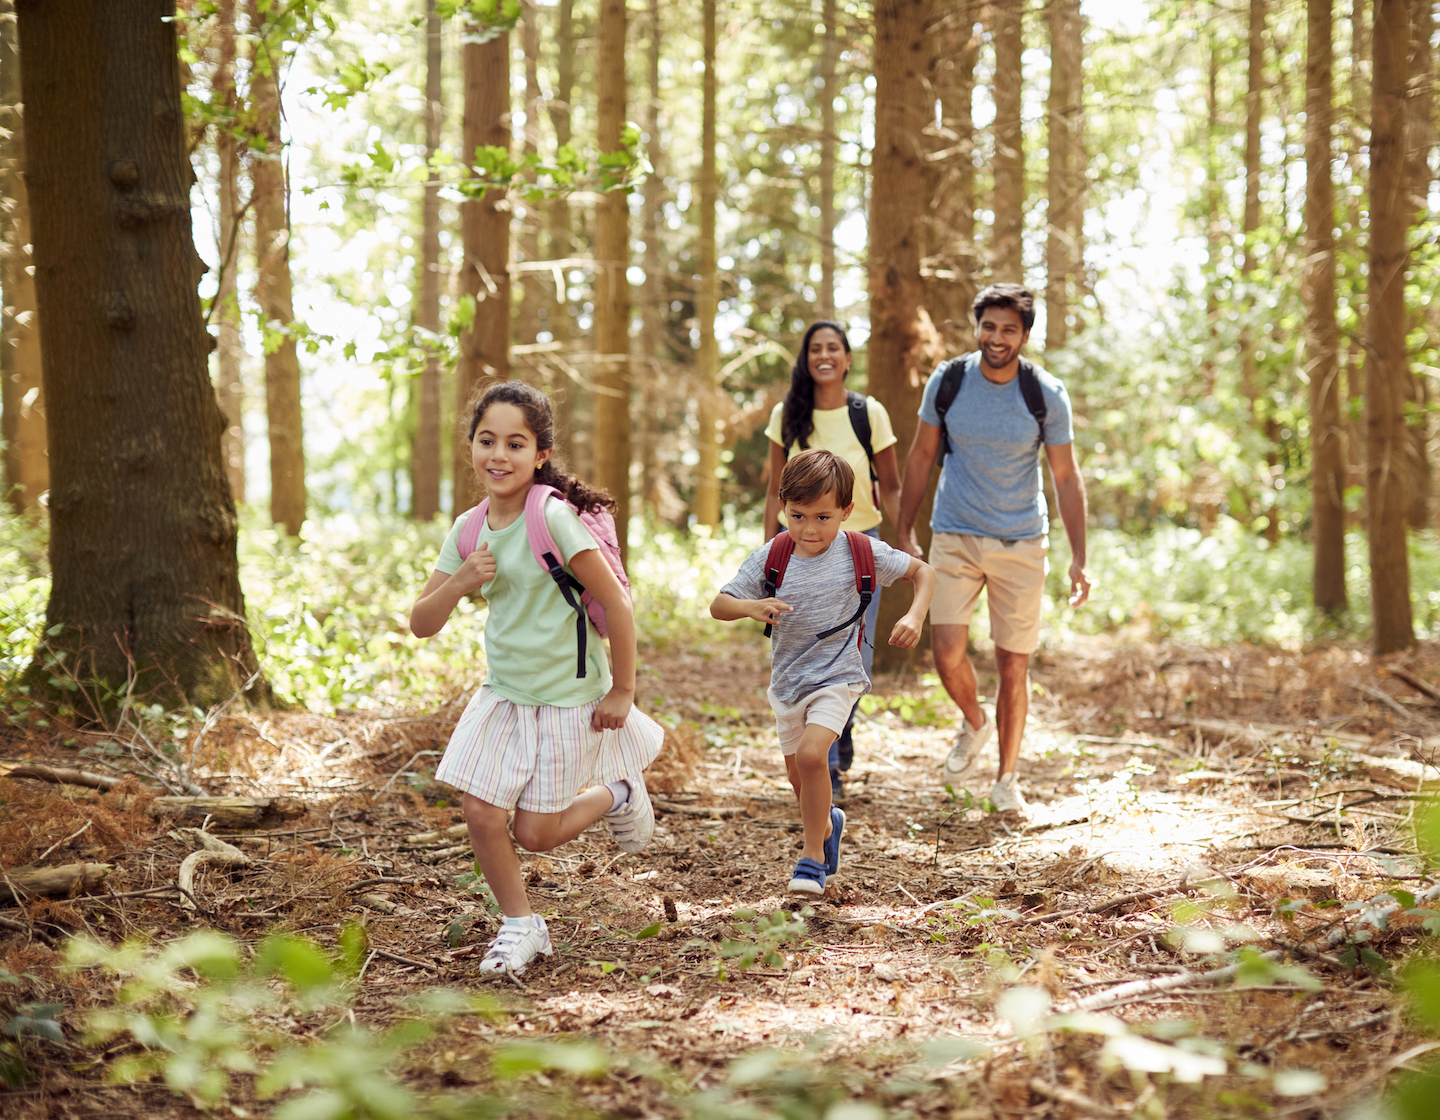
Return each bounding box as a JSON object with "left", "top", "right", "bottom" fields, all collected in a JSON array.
[
  {"left": 768, "top": 683, "right": 867, "bottom": 756},
  {"left": 434, "top": 686, "right": 664, "bottom": 814}
]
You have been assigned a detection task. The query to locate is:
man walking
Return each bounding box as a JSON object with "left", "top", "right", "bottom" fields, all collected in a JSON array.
[{"left": 897, "top": 284, "right": 1090, "bottom": 816}]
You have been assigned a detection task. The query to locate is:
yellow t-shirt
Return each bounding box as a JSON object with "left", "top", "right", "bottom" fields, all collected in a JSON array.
[{"left": 765, "top": 396, "right": 898, "bottom": 531}]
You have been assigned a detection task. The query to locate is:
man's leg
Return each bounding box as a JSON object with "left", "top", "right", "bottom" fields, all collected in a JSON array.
[
  {"left": 932, "top": 623, "right": 984, "bottom": 729},
  {"left": 993, "top": 646, "right": 1030, "bottom": 777}
]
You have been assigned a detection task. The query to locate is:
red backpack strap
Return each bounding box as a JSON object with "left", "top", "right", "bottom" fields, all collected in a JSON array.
[
  {"left": 456, "top": 500, "right": 490, "bottom": 559},
  {"left": 815, "top": 531, "right": 875, "bottom": 647},
  {"left": 760, "top": 534, "right": 795, "bottom": 639}
]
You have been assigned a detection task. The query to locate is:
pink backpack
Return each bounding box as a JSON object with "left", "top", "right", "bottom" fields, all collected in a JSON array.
[{"left": 456, "top": 483, "right": 629, "bottom": 679}]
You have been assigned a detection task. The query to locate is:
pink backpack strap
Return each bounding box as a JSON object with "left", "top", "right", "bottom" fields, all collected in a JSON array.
[{"left": 456, "top": 500, "right": 490, "bottom": 559}]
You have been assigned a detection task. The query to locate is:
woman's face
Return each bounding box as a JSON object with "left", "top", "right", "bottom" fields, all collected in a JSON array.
[{"left": 806, "top": 328, "right": 850, "bottom": 389}]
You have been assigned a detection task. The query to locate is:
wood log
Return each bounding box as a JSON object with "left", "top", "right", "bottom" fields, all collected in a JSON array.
[
  {"left": 142, "top": 795, "right": 306, "bottom": 827},
  {"left": 0, "top": 760, "right": 121, "bottom": 790},
  {"left": 403, "top": 822, "right": 469, "bottom": 846},
  {"left": 1, "top": 862, "right": 111, "bottom": 900},
  {"left": 1185, "top": 718, "right": 1440, "bottom": 790}
]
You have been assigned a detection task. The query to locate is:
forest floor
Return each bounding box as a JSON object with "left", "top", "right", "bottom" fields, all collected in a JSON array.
[{"left": 3, "top": 635, "right": 1440, "bottom": 1118}]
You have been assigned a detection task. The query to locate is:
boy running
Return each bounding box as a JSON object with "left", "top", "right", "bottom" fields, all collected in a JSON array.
[{"left": 711, "top": 449, "right": 935, "bottom": 895}]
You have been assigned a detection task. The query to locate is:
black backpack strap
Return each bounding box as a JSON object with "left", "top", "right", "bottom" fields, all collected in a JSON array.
[
  {"left": 815, "top": 531, "right": 876, "bottom": 643},
  {"left": 932, "top": 354, "right": 970, "bottom": 460},
  {"left": 1016, "top": 359, "right": 1048, "bottom": 439},
  {"left": 540, "top": 549, "right": 590, "bottom": 678},
  {"left": 845, "top": 390, "right": 879, "bottom": 497},
  {"left": 760, "top": 534, "right": 795, "bottom": 638}
]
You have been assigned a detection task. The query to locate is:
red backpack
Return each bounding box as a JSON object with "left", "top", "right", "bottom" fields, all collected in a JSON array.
[
  {"left": 457, "top": 483, "right": 629, "bottom": 679},
  {"left": 760, "top": 531, "right": 876, "bottom": 651}
]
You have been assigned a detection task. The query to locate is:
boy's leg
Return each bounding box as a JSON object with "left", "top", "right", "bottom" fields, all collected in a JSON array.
[
  {"left": 785, "top": 723, "right": 838, "bottom": 864},
  {"left": 511, "top": 785, "right": 615, "bottom": 853},
  {"left": 462, "top": 793, "right": 533, "bottom": 916}
]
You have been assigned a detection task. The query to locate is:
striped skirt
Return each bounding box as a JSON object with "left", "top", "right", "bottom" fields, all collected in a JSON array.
[{"left": 434, "top": 686, "right": 665, "bottom": 814}]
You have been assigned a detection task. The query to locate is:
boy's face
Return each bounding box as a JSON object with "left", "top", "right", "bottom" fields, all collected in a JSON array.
[{"left": 784, "top": 489, "right": 853, "bottom": 558}]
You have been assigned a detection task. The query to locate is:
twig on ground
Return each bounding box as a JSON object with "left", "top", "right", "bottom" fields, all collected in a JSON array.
[
  {"left": 1028, "top": 1078, "right": 1121, "bottom": 1117},
  {"left": 33, "top": 820, "right": 93, "bottom": 864},
  {"left": 371, "top": 948, "right": 439, "bottom": 972},
  {"left": 1383, "top": 666, "right": 1440, "bottom": 705},
  {"left": 1059, "top": 950, "right": 1282, "bottom": 1014}
]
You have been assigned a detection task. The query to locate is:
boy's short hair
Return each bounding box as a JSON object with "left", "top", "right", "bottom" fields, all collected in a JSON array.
[{"left": 779, "top": 448, "right": 854, "bottom": 508}]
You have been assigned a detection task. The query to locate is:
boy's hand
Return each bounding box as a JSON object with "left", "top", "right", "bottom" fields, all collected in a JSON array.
[
  {"left": 593, "top": 685, "right": 634, "bottom": 730},
  {"left": 888, "top": 612, "right": 923, "bottom": 649},
  {"left": 452, "top": 542, "right": 495, "bottom": 593},
  {"left": 750, "top": 597, "right": 793, "bottom": 626}
]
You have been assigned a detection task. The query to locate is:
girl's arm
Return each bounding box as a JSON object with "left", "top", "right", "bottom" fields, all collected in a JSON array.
[
  {"left": 887, "top": 556, "right": 936, "bottom": 649},
  {"left": 569, "top": 547, "right": 636, "bottom": 731},
  {"left": 409, "top": 545, "right": 496, "bottom": 638},
  {"left": 762, "top": 440, "right": 787, "bottom": 541}
]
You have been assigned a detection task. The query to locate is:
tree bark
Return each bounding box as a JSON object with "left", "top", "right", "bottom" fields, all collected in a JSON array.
[
  {"left": 16, "top": 0, "right": 266, "bottom": 707},
  {"left": 1368, "top": 0, "right": 1415, "bottom": 653},
  {"left": 213, "top": 0, "right": 243, "bottom": 506},
  {"left": 547, "top": 0, "right": 581, "bottom": 474},
  {"left": 1201, "top": 10, "right": 1223, "bottom": 400},
  {"left": 638, "top": 0, "right": 663, "bottom": 516},
  {"left": 1045, "top": 0, "right": 1081, "bottom": 353},
  {"left": 870, "top": 0, "right": 936, "bottom": 673},
  {"left": 455, "top": 25, "right": 511, "bottom": 512},
  {"left": 0, "top": 0, "right": 45, "bottom": 516},
  {"left": 693, "top": 0, "right": 720, "bottom": 527},
  {"left": 990, "top": 0, "right": 1024, "bottom": 281},
  {"left": 517, "top": 0, "right": 544, "bottom": 349},
  {"left": 412, "top": 0, "right": 442, "bottom": 521},
  {"left": 1344, "top": 0, "right": 1368, "bottom": 523},
  {"left": 1406, "top": 0, "right": 1434, "bottom": 530},
  {"left": 592, "top": 0, "right": 630, "bottom": 549},
  {"left": 923, "top": 1, "right": 977, "bottom": 353},
  {"left": 1306, "top": 0, "right": 1345, "bottom": 614},
  {"left": 819, "top": 0, "right": 838, "bottom": 319},
  {"left": 249, "top": 0, "right": 304, "bottom": 537}
]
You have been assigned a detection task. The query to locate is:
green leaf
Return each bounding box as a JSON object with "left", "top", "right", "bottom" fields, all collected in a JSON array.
[
  {"left": 492, "top": 1040, "right": 609, "bottom": 1080},
  {"left": 336, "top": 922, "right": 369, "bottom": 977},
  {"left": 254, "top": 933, "right": 333, "bottom": 991},
  {"left": 631, "top": 923, "right": 663, "bottom": 940}
]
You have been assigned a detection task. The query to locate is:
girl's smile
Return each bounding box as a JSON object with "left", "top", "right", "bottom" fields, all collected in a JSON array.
[{"left": 472, "top": 402, "right": 549, "bottom": 511}]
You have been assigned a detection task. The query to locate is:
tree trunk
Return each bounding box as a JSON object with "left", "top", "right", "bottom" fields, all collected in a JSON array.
[
  {"left": 693, "top": 0, "right": 720, "bottom": 527},
  {"left": 638, "top": 0, "right": 663, "bottom": 516},
  {"left": 412, "top": 0, "right": 442, "bottom": 521},
  {"left": 249, "top": 0, "right": 304, "bottom": 537},
  {"left": 517, "top": 0, "right": 544, "bottom": 349},
  {"left": 924, "top": 1, "right": 977, "bottom": 353},
  {"left": 1045, "top": 0, "right": 1081, "bottom": 353},
  {"left": 0, "top": 0, "right": 45, "bottom": 515},
  {"left": 870, "top": 0, "right": 936, "bottom": 674},
  {"left": 1306, "top": 0, "right": 1345, "bottom": 614},
  {"left": 213, "top": 0, "right": 243, "bottom": 506},
  {"left": 16, "top": 0, "right": 266, "bottom": 707},
  {"left": 1201, "top": 11, "right": 1222, "bottom": 399},
  {"left": 455, "top": 25, "right": 511, "bottom": 512},
  {"left": 1345, "top": 0, "right": 1368, "bottom": 525},
  {"left": 592, "top": 0, "right": 630, "bottom": 549},
  {"left": 547, "top": 0, "right": 581, "bottom": 474},
  {"left": 1406, "top": 0, "right": 1434, "bottom": 530},
  {"left": 819, "top": 0, "right": 838, "bottom": 319},
  {"left": 990, "top": 0, "right": 1024, "bottom": 281},
  {"left": 1368, "top": 0, "right": 1415, "bottom": 654}
]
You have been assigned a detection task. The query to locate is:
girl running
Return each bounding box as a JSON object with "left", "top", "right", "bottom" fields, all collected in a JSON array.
[{"left": 410, "top": 381, "right": 662, "bottom": 976}]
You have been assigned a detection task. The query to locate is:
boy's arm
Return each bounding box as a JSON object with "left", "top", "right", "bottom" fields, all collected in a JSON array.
[
  {"left": 886, "top": 556, "right": 936, "bottom": 649},
  {"left": 711, "top": 591, "right": 793, "bottom": 626}
]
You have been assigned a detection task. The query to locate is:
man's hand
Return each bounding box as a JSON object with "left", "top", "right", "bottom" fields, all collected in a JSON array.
[
  {"left": 1067, "top": 560, "right": 1091, "bottom": 608},
  {"left": 898, "top": 527, "right": 924, "bottom": 560},
  {"left": 888, "top": 611, "right": 923, "bottom": 649}
]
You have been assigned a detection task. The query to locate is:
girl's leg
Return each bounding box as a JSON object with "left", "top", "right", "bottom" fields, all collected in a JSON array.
[
  {"left": 784, "top": 725, "right": 837, "bottom": 864},
  {"left": 462, "top": 794, "right": 533, "bottom": 917},
  {"left": 511, "top": 785, "right": 614, "bottom": 853}
]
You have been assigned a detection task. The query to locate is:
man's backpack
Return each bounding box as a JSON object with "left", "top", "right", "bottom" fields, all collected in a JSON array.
[
  {"left": 456, "top": 484, "right": 629, "bottom": 679},
  {"left": 783, "top": 390, "right": 880, "bottom": 506},
  {"left": 759, "top": 530, "right": 876, "bottom": 652},
  {"left": 933, "top": 353, "right": 1047, "bottom": 460}
]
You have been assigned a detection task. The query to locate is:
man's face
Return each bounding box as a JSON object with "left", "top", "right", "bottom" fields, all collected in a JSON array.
[{"left": 977, "top": 306, "right": 1029, "bottom": 370}]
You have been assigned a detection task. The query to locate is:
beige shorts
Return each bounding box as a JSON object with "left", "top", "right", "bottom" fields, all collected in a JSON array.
[
  {"left": 928, "top": 533, "right": 1048, "bottom": 654},
  {"left": 768, "top": 683, "right": 867, "bottom": 756}
]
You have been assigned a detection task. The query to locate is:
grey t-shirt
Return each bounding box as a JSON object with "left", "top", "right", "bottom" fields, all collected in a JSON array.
[
  {"left": 720, "top": 534, "right": 913, "bottom": 704},
  {"left": 918, "top": 353, "right": 1074, "bottom": 540}
]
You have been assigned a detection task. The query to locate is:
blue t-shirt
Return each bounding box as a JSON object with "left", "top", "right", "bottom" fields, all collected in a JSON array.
[{"left": 918, "top": 353, "right": 1074, "bottom": 540}]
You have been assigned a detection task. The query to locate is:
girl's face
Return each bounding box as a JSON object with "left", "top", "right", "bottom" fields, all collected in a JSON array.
[
  {"left": 471, "top": 402, "right": 550, "bottom": 501},
  {"left": 807, "top": 328, "right": 850, "bottom": 390}
]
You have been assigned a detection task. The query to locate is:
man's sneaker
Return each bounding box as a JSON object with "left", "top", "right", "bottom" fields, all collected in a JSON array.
[
  {"left": 478, "top": 915, "right": 552, "bottom": 975},
  {"left": 603, "top": 774, "right": 655, "bottom": 853},
  {"left": 989, "top": 773, "right": 1029, "bottom": 818},
  {"left": 830, "top": 768, "right": 845, "bottom": 804},
  {"left": 943, "top": 710, "right": 993, "bottom": 787},
  {"left": 822, "top": 806, "right": 845, "bottom": 880},
  {"left": 787, "top": 857, "right": 827, "bottom": 895}
]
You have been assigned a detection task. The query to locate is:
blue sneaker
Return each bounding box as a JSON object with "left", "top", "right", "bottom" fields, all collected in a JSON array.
[
  {"left": 787, "top": 857, "right": 827, "bottom": 895},
  {"left": 822, "top": 805, "right": 845, "bottom": 880}
]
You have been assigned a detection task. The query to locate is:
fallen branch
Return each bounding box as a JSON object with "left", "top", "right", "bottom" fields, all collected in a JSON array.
[
  {"left": 652, "top": 800, "right": 743, "bottom": 819},
  {"left": 0, "top": 761, "right": 122, "bottom": 791},
  {"left": 0, "top": 862, "right": 112, "bottom": 901},
  {"left": 144, "top": 795, "right": 306, "bottom": 828},
  {"left": 1027, "top": 1079, "right": 1121, "bottom": 1118},
  {"left": 403, "top": 823, "right": 469, "bottom": 846},
  {"left": 1381, "top": 666, "right": 1440, "bottom": 706},
  {"left": 173, "top": 829, "right": 250, "bottom": 911},
  {"left": 1059, "top": 950, "right": 1282, "bottom": 1014}
]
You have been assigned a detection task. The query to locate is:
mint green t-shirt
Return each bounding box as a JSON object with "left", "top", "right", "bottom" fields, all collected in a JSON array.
[{"left": 435, "top": 499, "right": 611, "bottom": 707}]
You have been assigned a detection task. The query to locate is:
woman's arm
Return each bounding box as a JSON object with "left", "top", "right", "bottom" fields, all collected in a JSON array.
[
  {"left": 873, "top": 445, "right": 902, "bottom": 526},
  {"left": 762, "top": 439, "right": 787, "bottom": 541},
  {"left": 569, "top": 547, "right": 636, "bottom": 730}
]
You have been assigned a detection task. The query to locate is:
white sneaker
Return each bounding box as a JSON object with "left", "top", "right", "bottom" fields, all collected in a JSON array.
[
  {"left": 603, "top": 774, "right": 655, "bottom": 853},
  {"left": 989, "top": 773, "right": 1029, "bottom": 818},
  {"left": 478, "top": 915, "right": 553, "bottom": 975},
  {"left": 943, "top": 710, "right": 993, "bottom": 786}
]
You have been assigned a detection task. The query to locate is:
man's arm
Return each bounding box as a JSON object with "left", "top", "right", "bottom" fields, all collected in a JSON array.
[
  {"left": 897, "top": 420, "right": 942, "bottom": 558},
  {"left": 1044, "top": 440, "right": 1090, "bottom": 607}
]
